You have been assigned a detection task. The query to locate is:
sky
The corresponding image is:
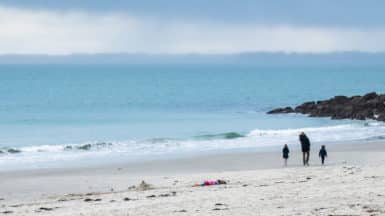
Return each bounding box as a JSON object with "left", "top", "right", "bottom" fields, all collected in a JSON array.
[{"left": 1, "top": 0, "right": 385, "bottom": 55}]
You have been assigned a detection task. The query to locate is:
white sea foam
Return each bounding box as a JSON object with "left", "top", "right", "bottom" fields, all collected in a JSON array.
[
  {"left": 1, "top": 121, "right": 385, "bottom": 170},
  {"left": 248, "top": 122, "right": 385, "bottom": 144}
]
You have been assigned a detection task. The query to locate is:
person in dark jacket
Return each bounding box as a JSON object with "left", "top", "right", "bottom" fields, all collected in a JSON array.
[
  {"left": 299, "top": 132, "right": 311, "bottom": 166},
  {"left": 319, "top": 145, "right": 328, "bottom": 165},
  {"left": 282, "top": 144, "right": 290, "bottom": 166}
]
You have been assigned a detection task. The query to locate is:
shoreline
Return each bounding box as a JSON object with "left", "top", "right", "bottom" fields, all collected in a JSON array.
[
  {"left": 1, "top": 140, "right": 385, "bottom": 215},
  {"left": 2, "top": 118, "right": 385, "bottom": 172},
  {"left": 1, "top": 140, "right": 385, "bottom": 194},
  {"left": 1, "top": 139, "right": 384, "bottom": 177},
  {"left": 2, "top": 139, "right": 384, "bottom": 175}
]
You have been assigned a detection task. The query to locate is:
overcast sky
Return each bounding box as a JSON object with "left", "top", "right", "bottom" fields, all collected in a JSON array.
[{"left": 1, "top": 0, "right": 385, "bottom": 55}]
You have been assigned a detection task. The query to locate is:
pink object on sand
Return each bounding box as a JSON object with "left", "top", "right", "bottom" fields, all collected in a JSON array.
[{"left": 204, "top": 180, "right": 217, "bottom": 186}]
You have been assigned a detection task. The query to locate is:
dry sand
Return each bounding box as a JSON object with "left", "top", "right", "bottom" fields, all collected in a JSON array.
[{"left": 1, "top": 141, "right": 385, "bottom": 215}]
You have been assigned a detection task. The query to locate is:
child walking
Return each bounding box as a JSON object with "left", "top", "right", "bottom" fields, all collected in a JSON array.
[
  {"left": 319, "top": 145, "right": 328, "bottom": 165},
  {"left": 282, "top": 144, "right": 290, "bottom": 166}
]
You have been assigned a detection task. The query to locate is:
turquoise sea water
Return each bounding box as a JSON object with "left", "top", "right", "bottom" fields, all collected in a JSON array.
[{"left": 1, "top": 64, "right": 385, "bottom": 170}]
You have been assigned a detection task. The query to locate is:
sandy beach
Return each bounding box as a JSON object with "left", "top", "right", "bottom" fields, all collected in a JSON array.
[
  {"left": 2, "top": 1, "right": 385, "bottom": 215},
  {"left": 0, "top": 141, "right": 385, "bottom": 215}
]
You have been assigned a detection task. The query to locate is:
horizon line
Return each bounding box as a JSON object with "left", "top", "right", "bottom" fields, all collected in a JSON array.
[{"left": 1, "top": 51, "right": 385, "bottom": 57}]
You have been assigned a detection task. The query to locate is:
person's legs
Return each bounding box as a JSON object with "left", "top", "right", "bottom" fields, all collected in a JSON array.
[
  {"left": 321, "top": 156, "right": 325, "bottom": 165},
  {"left": 302, "top": 152, "right": 306, "bottom": 165},
  {"left": 305, "top": 151, "right": 310, "bottom": 165},
  {"left": 284, "top": 158, "right": 287, "bottom": 166}
]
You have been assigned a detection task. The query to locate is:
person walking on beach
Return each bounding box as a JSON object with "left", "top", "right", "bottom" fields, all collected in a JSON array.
[
  {"left": 299, "top": 132, "right": 311, "bottom": 166},
  {"left": 282, "top": 144, "right": 290, "bottom": 166},
  {"left": 319, "top": 145, "right": 328, "bottom": 165}
]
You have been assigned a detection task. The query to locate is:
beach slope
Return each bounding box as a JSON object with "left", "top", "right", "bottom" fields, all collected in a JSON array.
[{"left": 1, "top": 142, "right": 385, "bottom": 215}]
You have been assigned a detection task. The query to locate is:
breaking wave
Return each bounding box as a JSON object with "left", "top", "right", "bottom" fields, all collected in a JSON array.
[{"left": 1, "top": 121, "right": 385, "bottom": 170}]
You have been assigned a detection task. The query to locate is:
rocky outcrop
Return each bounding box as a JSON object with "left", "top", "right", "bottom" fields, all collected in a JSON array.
[
  {"left": 267, "top": 92, "right": 385, "bottom": 121},
  {"left": 267, "top": 107, "right": 294, "bottom": 114}
]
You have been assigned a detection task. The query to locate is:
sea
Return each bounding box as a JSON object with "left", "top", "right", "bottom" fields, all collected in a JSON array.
[{"left": 1, "top": 64, "right": 385, "bottom": 170}]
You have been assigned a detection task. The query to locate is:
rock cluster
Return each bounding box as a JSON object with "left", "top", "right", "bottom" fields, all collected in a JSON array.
[{"left": 267, "top": 92, "right": 385, "bottom": 121}]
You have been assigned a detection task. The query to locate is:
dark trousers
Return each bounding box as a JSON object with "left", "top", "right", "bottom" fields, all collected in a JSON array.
[
  {"left": 321, "top": 156, "right": 325, "bottom": 165},
  {"left": 302, "top": 151, "right": 310, "bottom": 165}
]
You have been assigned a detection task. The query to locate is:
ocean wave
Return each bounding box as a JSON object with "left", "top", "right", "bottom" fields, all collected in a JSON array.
[
  {"left": 2, "top": 121, "right": 385, "bottom": 169},
  {"left": 64, "top": 142, "right": 113, "bottom": 151},
  {"left": 364, "top": 135, "right": 385, "bottom": 141},
  {"left": 0, "top": 148, "right": 22, "bottom": 154},
  {"left": 248, "top": 121, "right": 385, "bottom": 143},
  {"left": 2, "top": 122, "right": 385, "bottom": 156},
  {"left": 195, "top": 132, "right": 245, "bottom": 140}
]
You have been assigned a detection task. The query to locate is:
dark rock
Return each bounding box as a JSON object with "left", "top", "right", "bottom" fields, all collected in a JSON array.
[
  {"left": 377, "top": 114, "right": 385, "bottom": 121},
  {"left": 350, "top": 95, "right": 362, "bottom": 104},
  {"left": 333, "top": 96, "right": 349, "bottom": 104},
  {"left": 363, "top": 92, "right": 378, "bottom": 101},
  {"left": 267, "top": 107, "right": 294, "bottom": 114},
  {"left": 353, "top": 110, "right": 373, "bottom": 120},
  {"left": 267, "top": 92, "right": 385, "bottom": 122},
  {"left": 379, "top": 95, "right": 385, "bottom": 103},
  {"left": 295, "top": 102, "right": 316, "bottom": 113}
]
